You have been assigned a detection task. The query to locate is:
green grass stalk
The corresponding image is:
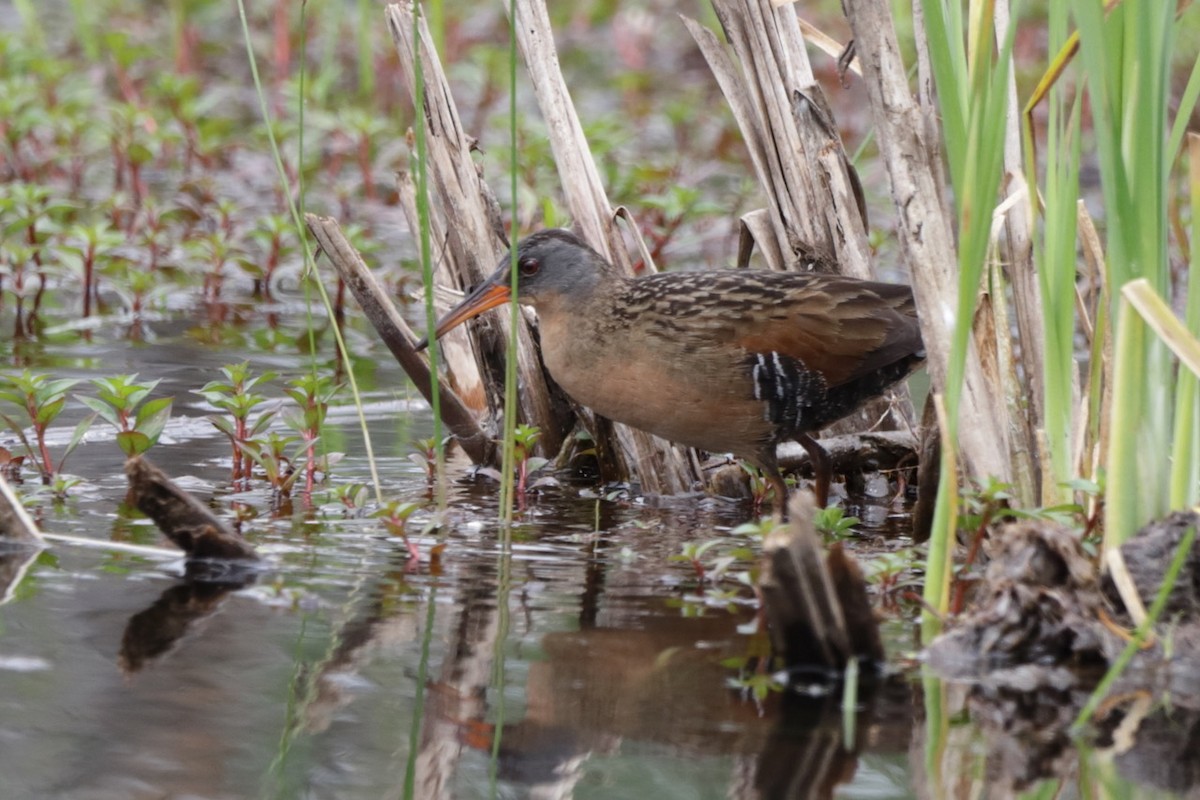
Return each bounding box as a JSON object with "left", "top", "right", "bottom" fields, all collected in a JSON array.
[
  {"left": 400, "top": 15, "right": 448, "bottom": 796},
  {"left": 487, "top": 531, "right": 513, "bottom": 797},
  {"left": 263, "top": 614, "right": 312, "bottom": 798},
  {"left": 411, "top": 6, "right": 447, "bottom": 511},
  {"left": 1170, "top": 133, "right": 1200, "bottom": 508},
  {"left": 922, "top": 673, "right": 948, "bottom": 793},
  {"left": 1104, "top": 299, "right": 1146, "bottom": 550},
  {"left": 235, "top": 0, "right": 386, "bottom": 505},
  {"left": 428, "top": 0, "right": 445, "bottom": 55},
  {"left": 1075, "top": 0, "right": 1180, "bottom": 546},
  {"left": 404, "top": 582, "right": 440, "bottom": 799},
  {"left": 485, "top": 6, "right": 522, "bottom": 783},
  {"left": 922, "top": 396, "right": 956, "bottom": 642},
  {"left": 357, "top": 0, "right": 376, "bottom": 101},
  {"left": 66, "top": 0, "right": 100, "bottom": 61},
  {"left": 918, "top": 0, "right": 1016, "bottom": 636},
  {"left": 1033, "top": 2, "right": 1083, "bottom": 501},
  {"left": 498, "top": 0, "right": 521, "bottom": 525},
  {"left": 1167, "top": 59, "right": 1200, "bottom": 166}
]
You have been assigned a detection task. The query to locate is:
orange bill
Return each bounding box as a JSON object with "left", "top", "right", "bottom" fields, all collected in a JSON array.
[{"left": 414, "top": 279, "right": 511, "bottom": 351}]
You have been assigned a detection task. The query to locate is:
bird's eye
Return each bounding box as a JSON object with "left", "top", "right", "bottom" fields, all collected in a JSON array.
[{"left": 519, "top": 257, "right": 540, "bottom": 277}]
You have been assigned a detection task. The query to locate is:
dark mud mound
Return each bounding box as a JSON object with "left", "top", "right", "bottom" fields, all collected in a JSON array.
[
  {"left": 927, "top": 521, "right": 1115, "bottom": 675},
  {"left": 925, "top": 513, "right": 1200, "bottom": 795}
]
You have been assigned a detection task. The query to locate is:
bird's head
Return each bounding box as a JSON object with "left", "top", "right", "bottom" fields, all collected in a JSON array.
[{"left": 415, "top": 228, "right": 612, "bottom": 349}]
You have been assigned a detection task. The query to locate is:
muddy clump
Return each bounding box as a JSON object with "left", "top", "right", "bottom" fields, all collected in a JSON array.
[{"left": 924, "top": 512, "right": 1200, "bottom": 794}]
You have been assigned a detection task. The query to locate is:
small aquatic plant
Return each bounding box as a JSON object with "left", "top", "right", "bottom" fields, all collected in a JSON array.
[
  {"left": 332, "top": 481, "right": 370, "bottom": 512},
  {"left": 0, "top": 370, "right": 93, "bottom": 485},
  {"left": 79, "top": 374, "right": 173, "bottom": 457},
  {"left": 476, "top": 424, "right": 553, "bottom": 508},
  {"left": 62, "top": 220, "right": 124, "bottom": 319},
  {"left": 511, "top": 423, "right": 549, "bottom": 499},
  {"left": 813, "top": 506, "right": 860, "bottom": 538},
  {"left": 237, "top": 431, "right": 302, "bottom": 506},
  {"left": 244, "top": 213, "right": 296, "bottom": 300},
  {"left": 409, "top": 435, "right": 450, "bottom": 483},
  {"left": 375, "top": 499, "right": 421, "bottom": 560},
  {"left": 195, "top": 362, "right": 279, "bottom": 489},
  {"left": 281, "top": 372, "right": 342, "bottom": 498}
]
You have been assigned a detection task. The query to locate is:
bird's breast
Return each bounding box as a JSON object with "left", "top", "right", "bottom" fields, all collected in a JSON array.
[{"left": 537, "top": 309, "right": 775, "bottom": 459}]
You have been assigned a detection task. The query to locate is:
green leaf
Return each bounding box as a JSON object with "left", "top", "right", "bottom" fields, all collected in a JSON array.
[
  {"left": 34, "top": 396, "right": 66, "bottom": 426},
  {"left": 76, "top": 395, "right": 121, "bottom": 429},
  {"left": 0, "top": 411, "right": 37, "bottom": 463},
  {"left": 59, "top": 412, "right": 98, "bottom": 468},
  {"left": 248, "top": 410, "right": 277, "bottom": 436},
  {"left": 40, "top": 378, "right": 79, "bottom": 400},
  {"left": 0, "top": 389, "right": 28, "bottom": 410},
  {"left": 136, "top": 402, "right": 172, "bottom": 445},
  {"left": 209, "top": 415, "right": 237, "bottom": 438},
  {"left": 135, "top": 396, "right": 173, "bottom": 426},
  {"left": 116, "top": 430, "right": 151, "bottom": 456}
]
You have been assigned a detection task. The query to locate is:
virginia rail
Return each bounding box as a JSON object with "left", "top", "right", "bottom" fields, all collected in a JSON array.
[{"left": 420, "top": 229, "right": 924, "bottom": 510}]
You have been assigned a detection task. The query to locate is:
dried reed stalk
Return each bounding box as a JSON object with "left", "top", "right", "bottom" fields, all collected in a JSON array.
[
  {"left": 683, "top": 0, "right": 912, "bottom": 439},
  {"left": 381, "top": 2, "right": 704, "bottom": 492},
  {"left": 684, "top": 1, "right": 871, "bottom": 278},
  {"left": 507, "top": 0, "right": 704, "bottom": 494},
  {"left": 842, "top": 0, "right": 1014, "bottom": 486},
  {"left": 386, "top": 2, "right": 573, "bottom": 464}
]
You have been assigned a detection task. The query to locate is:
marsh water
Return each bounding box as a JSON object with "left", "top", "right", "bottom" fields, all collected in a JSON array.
[
  {"left": 0, "top": 313, "right": 924, "bottom": 799},
  {"left": 1, "top": 311, "right": 1195, "bottom": 799}
]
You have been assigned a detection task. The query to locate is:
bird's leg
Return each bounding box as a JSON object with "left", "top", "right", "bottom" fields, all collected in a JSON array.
[
  {"left": 796, "top": 433, "right": 831, "bottom": 507},
  {"left": 764, "top": 467, "right": 791, "bottom": 522}
]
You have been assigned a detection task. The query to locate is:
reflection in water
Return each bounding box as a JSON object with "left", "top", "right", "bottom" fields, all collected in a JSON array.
[
  {"left": 119, "top": 568, "right": 257, "bottom": 674},
  {"left": 4, "top": 337, "right": 1200, "bottom": 797},
  {"left": 300, "top": 548, "right": 424, "bottom": 735},
  {"left": 0, "top": 546, "right": 40, "bottom": 606},
  {"left": 391, "top": 518, "right": 918, "bottom": 800},
  {"left": 753, "top": 687, "right": 913, "bottom": 800},
  {"left": 483, "top": 621, "right": 916, "bottom": 799}
]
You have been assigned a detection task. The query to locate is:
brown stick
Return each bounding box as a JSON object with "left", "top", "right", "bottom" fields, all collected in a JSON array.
[
  {"left": 386, "top": 3, "right": 571, "bottom": 462},
  {"left": 508, "top": 0, "right": 702, "bottom": 494},
  {"left": 0, "top": 473, "right": 42, "bottom": 546},
  {"left": 760, "top": 492, "right": 884, "bottom": 670},
  {"left": 305, "top": 214, "right": 494, "bottom": 466}
]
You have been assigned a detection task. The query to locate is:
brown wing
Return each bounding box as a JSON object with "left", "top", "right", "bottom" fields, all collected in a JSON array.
[
  {"left": 624, "top": 271, "right": 922, "bottom": 389},
  {"left": 733, "top": 276, "right": 922, "bottom": 388}
]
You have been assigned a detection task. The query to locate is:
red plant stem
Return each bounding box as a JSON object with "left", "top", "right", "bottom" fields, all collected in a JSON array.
[
  {"left": 333, "top": 277, "right": 346, "bottom": 326},
  {"left": 304, "top": 433, "right": 316, "bottom": 497},
  {"left": 35, "top": 427, "right": 54, "bottom": 484},
  {"left": 82, "top": 249, "right": 94, "bottom": 318},
  {"left": 129, "top": 161, "right": 144, "bottom": 209},
  {"left": 234, "top": 417, "right": 248, "bottom": 487},
  {"left": 273, "top": 0, "right": 291, "bottom": 90},
  {"left": 111, "top": 139, "right": 125, "bottom": 195},
  {"left": 950, "top": 506, "right": 996, "bottom": 614},
  {"left": 358, "top": 136, "right": 375, "bottom": 200}
]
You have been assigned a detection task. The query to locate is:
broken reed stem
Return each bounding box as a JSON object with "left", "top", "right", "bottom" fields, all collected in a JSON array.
[{"left": 305, "top": 214, "right": 494, "bottom": 466}]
